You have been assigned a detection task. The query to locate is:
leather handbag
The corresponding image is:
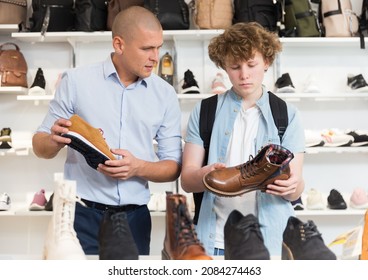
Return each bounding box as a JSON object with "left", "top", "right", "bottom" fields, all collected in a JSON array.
[
  {"left": 0, "top": 42, "right": 28, "bottom": 88},
  {"left": 144, "top": 0, "right": 190, "bottom": 30},
  {"left": 0, "top": 0, "right": 27, "bottom": 25},
  {"left": 194, "top": 0, "right": 233, "bottom": 29},
  {"left": 106, "top": 0, "right": 144, "bottom": 31}
]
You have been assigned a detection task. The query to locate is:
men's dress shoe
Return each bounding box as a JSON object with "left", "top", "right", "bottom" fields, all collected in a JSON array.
[
  {"left": 62, "top": 114, "right": 116, "bottom": 169},
  {"left": 224, "top": 210, "right": 270, "bottom": 260},
  {"left": 99, "top": 210, "right": 139, "bottom": 260},
  {"left": 203, "top": 144, "right": 294, "bottom": 197},
  {"left": 162, "top": 193, "right": 212, "bottom": 260},
  {"left": 282, "top": 216, "right": 336, "bottom": 260}
]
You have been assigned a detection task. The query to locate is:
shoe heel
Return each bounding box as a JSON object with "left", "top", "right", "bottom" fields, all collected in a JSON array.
[{"left": 161, "top": 250, "right": 170, "bottom": 260}]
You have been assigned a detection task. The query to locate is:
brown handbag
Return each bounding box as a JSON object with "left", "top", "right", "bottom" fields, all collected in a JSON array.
[
  {"left": 0, "top": 42, "right": 28, "bottom": 88},
  {"left": 0, "top": 0, "right": 27, "bottom": 25}
]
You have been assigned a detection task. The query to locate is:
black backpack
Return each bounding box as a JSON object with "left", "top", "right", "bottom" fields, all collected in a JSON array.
[
  {"left": 359, "top": 0, "right": 368, "bottom": 49},
  {"left": 232, "top": 0, "right": 284, "bottom": 33},
  {"left": 192, "top": 91, "right": 288, "bottom": 225}
]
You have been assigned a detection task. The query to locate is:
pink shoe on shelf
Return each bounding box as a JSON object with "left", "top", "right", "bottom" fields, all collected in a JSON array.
[
  {"left": 29, "top": 189, "right": 48, "bottom": 211},
  {"left": 211, "top": 73, "right": 227, "bottom": 94},
  {"left": 350, "top": 187, "right": 368, "bottom": 209}
]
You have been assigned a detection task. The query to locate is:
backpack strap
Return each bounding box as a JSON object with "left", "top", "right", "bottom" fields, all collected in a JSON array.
[
  {"left": 269, "top": 91, "right": 288, "bottom": 142},
  {"left": 192, "top": 94, "right": 218, "bottom": 225}
]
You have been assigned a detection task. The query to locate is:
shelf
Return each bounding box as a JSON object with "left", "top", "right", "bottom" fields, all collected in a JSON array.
[
  {"left": 275, "top": 92, "right": 368, "bottom": 101},
  {"left": 0, "top": 24, "right": 19, "bottom": 34},
  {"left": 11, "top": 30, "right": 368, "bottom": 47},
  {"left": 295, "top": 209, "right": 366, "bottom": 217},
  {"left": 305, "top": 146, "right": 368, "bottom": 154},
  {"left": 0, "top": 87, "right": 27, "bottom": 95}
]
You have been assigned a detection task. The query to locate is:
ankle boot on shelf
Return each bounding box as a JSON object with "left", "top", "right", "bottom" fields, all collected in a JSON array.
[
  {"left": 203, "top": 144, "right": 294, "bottom": 197},
  {"left": 162, "top": 194, "right": 212, "bottom": 260},
  {"left": 282, "top": 216, "right": 336, "bottom": 260},
  {"left": 224, "top": 210, "right": 270, "bottom": 260},
  {"left": 99, "top": 210, "right": 139, "bottom": 260},
  {"left": 43, "top": 180, "right": 86, "bottom": 260}
]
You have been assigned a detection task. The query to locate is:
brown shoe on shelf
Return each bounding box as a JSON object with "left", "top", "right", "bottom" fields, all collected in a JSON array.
[
  {"left": 62, "top": 114, "right": 116, "bottom": 169},
  {"left": 162, "top": 193, "right": 212, "bottom": 260},
  {"left": 203, "top": 144, "right": 294, "bottom": 197}
]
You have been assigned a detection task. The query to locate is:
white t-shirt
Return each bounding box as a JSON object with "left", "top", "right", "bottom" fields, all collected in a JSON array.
[{"left": 214, "top": 105, "right": 261, "bottom": 249}]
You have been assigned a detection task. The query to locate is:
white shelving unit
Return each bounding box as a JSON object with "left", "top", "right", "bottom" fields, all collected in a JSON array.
[{"left": 1, "top": 18, "right": 368, "bottom": 256}]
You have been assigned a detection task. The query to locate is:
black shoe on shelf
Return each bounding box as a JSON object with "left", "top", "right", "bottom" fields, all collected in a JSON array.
[
  {"left": 224, "top": 210, "right": 270, "bottom": 260},
  {"left": 346, "top": 130, "right": 368, "bottom": 146},
  {"left": 275, "top": 73, "right": 296, "bottom": 93},
  {"left": 181, "top": 69, "right": 200, "bottom": 94},
  {"left": 28, "top": 68, "right": 46, "bottom": 95},
  {"left": 327, "top": 189, "right": 347, "bottom": 210},
  {"left": 347, "top": 74, "right": 368, "bottom": 92},
  {"left": 291, "top": 197, "right": 304, "bottom": 211},
  {"left": 282, "top": 216, "right": 337, "bottom": 260}
]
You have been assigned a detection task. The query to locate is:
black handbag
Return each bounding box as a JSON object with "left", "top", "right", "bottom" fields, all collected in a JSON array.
[
  {"left": 29, "top": 0, "right": 76, "bottom": 34},
  {"left": 75, "top": 0, "right": 108, "bottom": 31},
  {"left": 144, "top": 0, "right": 190, "bottom": 30}
]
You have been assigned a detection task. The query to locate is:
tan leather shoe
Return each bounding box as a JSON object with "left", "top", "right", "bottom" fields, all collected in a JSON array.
[
  {"left": 203, "top": 144, "right": 294, "bottom": 197},
  {"left": 162, "top": 193, "right": 212, "bottom": 260},
  {"left": 62, "top": 114, "right": 116, "bottom": 169}
]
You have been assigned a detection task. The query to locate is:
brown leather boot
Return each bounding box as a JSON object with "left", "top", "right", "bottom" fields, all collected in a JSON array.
[
  {"left": 162, "top": 194, "right": 212, "bottom": 260},
  {"left": 203, "top": 144, "right": 294, "bottom": 197}
]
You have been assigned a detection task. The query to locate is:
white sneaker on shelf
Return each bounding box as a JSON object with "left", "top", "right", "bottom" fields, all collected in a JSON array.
[
  {"left": 306, "top": 188, "right": 325, "bottom": 210},
  {"left": 321, "top": 129, "right": 354, "bottom": 147},
  {"left": 0, "top": 192, "right": 11, "bottom": 211},
  {"left": 43, "top": 180, "right": 86, "bottom": 260},
  {"left": 302, "top": 75, "right": 320, "bottom": 93},
  {"left": 305, "top": 129, "right": 325, "bottom": 147}
]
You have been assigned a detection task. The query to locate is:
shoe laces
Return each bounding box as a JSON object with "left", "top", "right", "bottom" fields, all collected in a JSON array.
[
  {"left": 56, "top": 189, "right": 85, "bottom": 239},
  {"left": 174, "top": 201, "right": 201, "bottom": 248},
  {"left": 299, "top": 221, "right": 321, "bottom": 241},
  {"left": 111, "top": 213, "right": 128, "bottom": 237},
  {"left": 238, "top": 155, "right": 260, "bottom": 179},
  {"left": 237, "top": 217, "right": 264, "bottom": 241}
]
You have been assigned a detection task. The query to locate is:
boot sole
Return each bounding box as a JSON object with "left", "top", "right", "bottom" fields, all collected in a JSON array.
[{"left": 62, "top": 133, "right": 110, "bottom": 169}]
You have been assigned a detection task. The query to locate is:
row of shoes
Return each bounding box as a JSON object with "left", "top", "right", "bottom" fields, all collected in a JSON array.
[
  {"left": 180, "top": 69, "right": 228, "bottom": 95},
  {"left": 275, "top": 72, "right": 368, "bottom": 93},
  {"left": 292, "top": 187, "right": 368, "bottom": 211},
  {"left": 305, "top": 129, "right": 368, "bottom": 147},
  {"left": 0, "top": 189, "right": 54, "bottom": 211},
  {"left": 163, "top": 194, "right": 336, "bottom": 260}
]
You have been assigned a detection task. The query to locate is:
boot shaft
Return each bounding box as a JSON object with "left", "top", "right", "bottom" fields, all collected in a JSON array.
[{"left": 163, "top": 193, "right": 212, "bottom": 260}]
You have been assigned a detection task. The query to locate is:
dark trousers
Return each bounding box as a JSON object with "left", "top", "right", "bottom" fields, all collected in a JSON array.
[{"left": 74, "top": 202, "right": 151, "bottom": 255}]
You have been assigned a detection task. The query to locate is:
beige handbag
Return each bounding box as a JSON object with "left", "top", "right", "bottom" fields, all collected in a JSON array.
[
  {"left": 0, "top": 0, "right": 27, "bottom": 25},
  {"left": 194, "top": 0, "right": 233, "bottom": 29},
  {"left": 321, "top": 0, "right": 359, "bottom": 37}
]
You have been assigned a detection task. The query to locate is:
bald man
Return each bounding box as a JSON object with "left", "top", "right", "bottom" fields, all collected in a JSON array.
[{"left": 32, "top": 6, "right": 182, "bottom": 256}]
